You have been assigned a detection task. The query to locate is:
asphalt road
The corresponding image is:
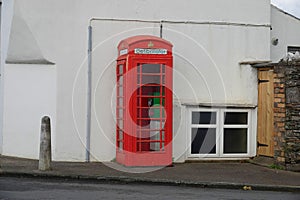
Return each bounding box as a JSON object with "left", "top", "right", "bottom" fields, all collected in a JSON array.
[{"left": 0, "top": 177, "right": 298, "bottom": 200}]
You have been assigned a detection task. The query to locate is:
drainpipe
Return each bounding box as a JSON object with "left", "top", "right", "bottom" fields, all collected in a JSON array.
[{"left": 86, "top": 25, "right": 92, "bottom": 162}]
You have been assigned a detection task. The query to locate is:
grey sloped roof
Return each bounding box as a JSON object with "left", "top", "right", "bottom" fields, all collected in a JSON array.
[{"left": 271, "top": 4, "right": 300, "bottom": 21}]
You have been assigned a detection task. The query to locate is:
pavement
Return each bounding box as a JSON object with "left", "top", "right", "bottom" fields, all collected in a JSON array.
[{"left": 0, "top": 155, "right": 299, "bottom": 192}]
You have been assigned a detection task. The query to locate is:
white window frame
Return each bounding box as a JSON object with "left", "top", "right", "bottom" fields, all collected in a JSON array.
[
  {"left": 188, "top": 108, "right": 220, "bottom": 158},
  {"left": 220, "top": 109, "right": 250, "bottom": 157},
  {"left": 187, "top": 107, "right": 255, "bottom": 159}
]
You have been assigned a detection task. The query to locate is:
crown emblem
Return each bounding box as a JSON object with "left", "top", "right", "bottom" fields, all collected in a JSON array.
[{"left": 148, "top": 41, "right": 154, "bottom": 48}]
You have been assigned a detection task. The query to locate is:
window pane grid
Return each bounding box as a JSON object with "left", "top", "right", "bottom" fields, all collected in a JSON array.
[
  {"left": 223, "top": 125, "right": 249, "bottom": 128},
  {"left": 117, "top": 64, "right": 124, "bottom": 152},
  {"left": 223, "top": 128, "right": 247, "bottom": 154},
  {"left": 191, "top": 124, "right": 217, "bottom": 128},
  {"left": 192, "top": 111, "right": 217, "bottom": 125},
  {"left": 140, "top": 73, "right": 165, "bottom": 76},
  {"left": 223, "top": 112, "right": 249, "bottom": 124},
  {"left": 191, "top": 128, "right": 216, "bottom": 154},
  {"left": 135, "top": 63, "right": 165, "bottom": 152},
  {"left": 190, "top": 109, "right": 251, "bottom": 157},
  {"left": 136, "top": 95, "right": 166, "bottom": 98}
]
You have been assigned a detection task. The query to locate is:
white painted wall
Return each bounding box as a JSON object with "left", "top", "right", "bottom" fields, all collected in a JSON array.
[
  {"left": 2, "top": 64, "right": 56, "bottom": 159},
  {"left": 0, "top": 0, "right": 15, "bottom": 154},
  {"left": 1, "top": 0, "right": 271, "bottom": 161},
  {"left": 164, "top": 24, "right": 268, "bottom": 105},
  {"left": 0, "top": 0, "right": 56, "bottom": 159},
  {"left": 271, "top": 6, "right": 300, "bottom": 62}
]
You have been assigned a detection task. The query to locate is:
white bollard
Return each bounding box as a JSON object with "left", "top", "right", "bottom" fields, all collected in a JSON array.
[{"left": 38, "top": 116, "right": 51, "bottom": 171}]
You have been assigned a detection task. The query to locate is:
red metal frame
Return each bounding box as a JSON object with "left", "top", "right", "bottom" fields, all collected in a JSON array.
[{"left": 116, "top": 35, "right": 173, "bottom": 166}]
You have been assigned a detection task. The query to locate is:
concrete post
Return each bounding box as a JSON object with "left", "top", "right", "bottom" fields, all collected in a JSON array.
[{"left": 38, "top": 116, "right": 51, "bottom": 171}]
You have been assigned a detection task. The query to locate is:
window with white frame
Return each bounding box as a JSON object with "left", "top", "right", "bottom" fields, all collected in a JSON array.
[
  {"left": 189, "top": 108, "right": 252, "bottom": 157},
  {"left": 287, "top": 46, "right": 300, "bottom": 54}
]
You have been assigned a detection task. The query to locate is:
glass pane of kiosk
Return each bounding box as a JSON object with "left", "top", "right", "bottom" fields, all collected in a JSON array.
[
  {"left": 136, "top": 64, "right": 166, "bottom": 152},
  {"left": 117, "top": 64, "right": 124, "bottom": 151}
]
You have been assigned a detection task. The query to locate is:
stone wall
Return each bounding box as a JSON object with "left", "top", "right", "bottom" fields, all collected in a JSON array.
[
  {"left": 273, "top": 61, "right": 300, "bottom": 170},
  {"left": 273, "top": 65, "right": 286, "bottom": 163}
]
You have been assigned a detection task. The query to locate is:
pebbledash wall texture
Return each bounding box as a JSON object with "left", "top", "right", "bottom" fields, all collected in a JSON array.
[{"left": 273, "top": 59, "right": 300, "bottom": 170}]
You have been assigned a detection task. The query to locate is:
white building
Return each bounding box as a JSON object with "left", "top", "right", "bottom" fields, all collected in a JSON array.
[{"left": 0, "top": 0, "right": 299, "bottom": 163}]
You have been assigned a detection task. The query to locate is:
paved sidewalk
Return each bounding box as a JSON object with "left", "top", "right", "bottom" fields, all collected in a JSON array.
[{"left": 0, "top": 155, "right": 299, "bottom": 192}]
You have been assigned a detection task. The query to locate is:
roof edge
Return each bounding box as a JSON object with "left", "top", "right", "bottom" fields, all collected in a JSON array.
[{"left": 271, "top": 4, "right": 300, "bottom": 21}]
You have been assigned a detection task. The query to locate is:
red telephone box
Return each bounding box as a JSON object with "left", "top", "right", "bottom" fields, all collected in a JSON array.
[{"left": 116, "top": 35, "right": 173, "bottom": 166}]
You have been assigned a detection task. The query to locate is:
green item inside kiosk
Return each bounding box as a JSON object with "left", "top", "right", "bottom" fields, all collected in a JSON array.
[{"left": 151, "top": 92, "right": 165, "bottom": 118}]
